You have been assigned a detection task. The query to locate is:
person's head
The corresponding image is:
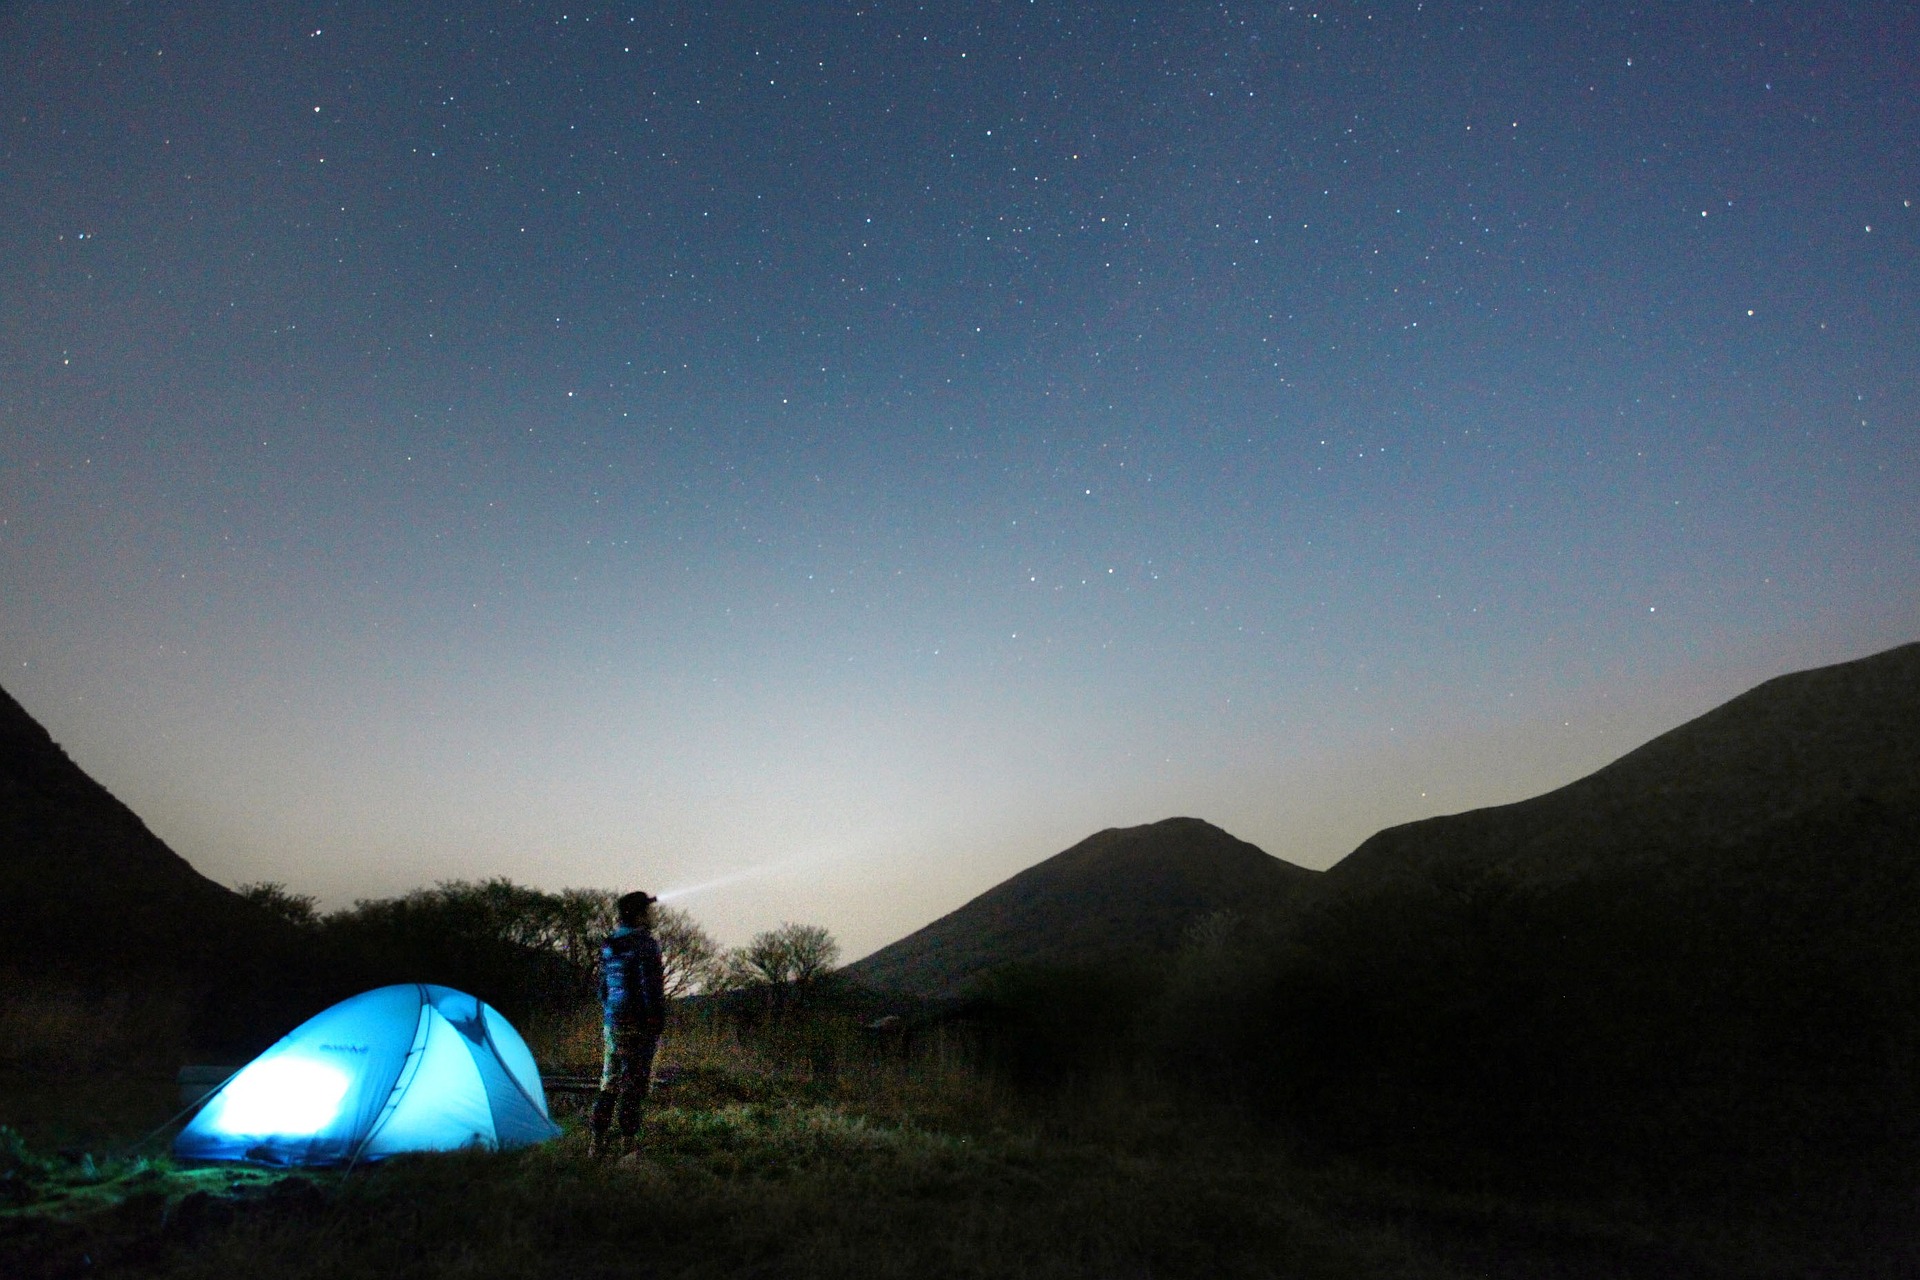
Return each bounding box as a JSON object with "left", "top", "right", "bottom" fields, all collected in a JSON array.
[{"left": 616, "top": 891, "right": 657, "bottom": 929}]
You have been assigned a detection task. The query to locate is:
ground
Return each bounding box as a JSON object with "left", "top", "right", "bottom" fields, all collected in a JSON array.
[
  {"left": 6, "top": 993, "right": 1916, "bottom": 1280},
  {"left": 7, "top": 1054, "right": 1906, "bottom": 1280}
]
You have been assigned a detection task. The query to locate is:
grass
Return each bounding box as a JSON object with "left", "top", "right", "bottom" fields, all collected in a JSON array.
[
  {"left": 3, "top": 993, "right": 1912, "bottom": 1279},
  {"left": 1, "top": 1088, "right": 1416, "bottom": 1278},
  {"left": 0, "top": 995, "right": 1430, "bottom": 1280}
]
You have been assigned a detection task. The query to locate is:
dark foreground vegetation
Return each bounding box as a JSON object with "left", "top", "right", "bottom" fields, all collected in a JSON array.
[
  {"left": 964, "top": 807, "right": 1920, "bottom": 1274},
  {"left": 4, "top": 817, "right": 1917, "bottom": 1276},
  {"left": 5, "top": 887, "right": 1918, "bottom": 1280},
  {"left": 990, "top": 800, "right": 1920, "bottom": 1202},
  {"left": 3, "top": 1003, "right": 1900, "bottom": 1280},
  {"left": 3, "top": 971, "right": 1378, "bottom": 1279}
]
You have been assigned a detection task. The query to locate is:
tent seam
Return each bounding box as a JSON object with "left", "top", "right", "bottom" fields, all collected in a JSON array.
[
  {"left": 348, "top": 984, "right": 434, "bottom": 1166},
  {"left": 474, "top": 1007, "right": 562, "bottom": 1134}
]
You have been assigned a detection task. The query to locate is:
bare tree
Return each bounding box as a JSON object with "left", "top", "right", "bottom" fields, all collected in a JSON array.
[
  {"left": 729, "top": 922, "right": 841, "bottom": 1005},
  {"left": 534, "top": 889, "right": 721, "bottom": 998},
  {"left": 778, "top": 923, "right": 840, "bottom": 986},
  {"left": 652, "top": 905, "right": 721, "bottom": 998},
  {"left": 548, "top": 888, "right": 617, "bottom": 975},
  {"left": 709, "top": 945, "right": 761, "bottom": 994},
  {"left": 736, "top": 929, "right": 795, "bottom": 987}
]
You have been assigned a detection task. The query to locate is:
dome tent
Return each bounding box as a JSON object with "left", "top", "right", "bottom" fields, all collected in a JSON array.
[{"left": 175, "top": 984, "right": 561, "bottom": 1166}]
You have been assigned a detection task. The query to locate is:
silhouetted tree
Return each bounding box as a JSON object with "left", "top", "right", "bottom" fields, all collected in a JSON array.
[
  {"left": 652, "top": 905, "right": 721, "bottom": 998},
  {"left": 233, "top": 874, "right": 729, "bottom": 1021},
  {"left": 727, "top": 922, "right": 840, "bottom": 1010},
  {"left": 550, "top": 888, "right": 617, "bottom": 976},
  {"left": 780, "top": 923, "right": 840, "bottom": 986},
  {"left": 236, "top": 882, "right": 320, "bottom": 929}
]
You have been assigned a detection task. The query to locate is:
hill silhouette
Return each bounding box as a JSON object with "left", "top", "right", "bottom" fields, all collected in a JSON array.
[
  {"left": 852, "top": 643, "right": 1919, "bottom": 1004},
  {"left": 1323, "top": 639, "right": 1920, "bottom": 891},
  {"left": 0, "top": 683, "right": 294, "bottom": 976},
  {"left": 1165, "top": 641, "right": 1917, "bottom": 1204},
  {"left": 847, "top": 816, "right": 1316, "bottom": 998}
]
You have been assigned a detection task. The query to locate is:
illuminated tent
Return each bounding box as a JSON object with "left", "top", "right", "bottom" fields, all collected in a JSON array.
[{"left": 174, "top": 984, "right": 561, "bottom": 1166}]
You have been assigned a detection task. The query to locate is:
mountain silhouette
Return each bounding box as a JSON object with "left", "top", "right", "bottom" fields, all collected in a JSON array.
[
  {"left": 0, "top": 683, "right": 357, "bottom": 1061},
  {"left": 849, "top": 640, "right": 1918, "bottom": 1003},
  {"left": 0, "top": 683, "right": 287, "bottom": 973},
  {"left": 847, "top": 816, "right": 1316, "bottom": 997},
  {"left": 1247, "top": 642, "right": 1920, "bottom": 1199},
  {"left": 1322, "top": 639, "right": 1920, "bottom": 891}
]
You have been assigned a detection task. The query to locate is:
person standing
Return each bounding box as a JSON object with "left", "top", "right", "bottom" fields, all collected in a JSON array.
[{"left": 590, "top": 890, "right": 666, "bottom": 1159}]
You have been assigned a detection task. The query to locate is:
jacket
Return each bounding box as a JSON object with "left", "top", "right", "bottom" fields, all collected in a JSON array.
[{"left": 600, "top": 926, "right": 667, "bottom": 1031}]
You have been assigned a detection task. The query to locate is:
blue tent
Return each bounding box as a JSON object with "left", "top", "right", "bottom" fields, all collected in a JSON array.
[{"left": 174, "top": 984, "right": 562, "bottom": 1166}]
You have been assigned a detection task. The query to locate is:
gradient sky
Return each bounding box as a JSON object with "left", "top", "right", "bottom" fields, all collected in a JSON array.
[{"left": 3, "top": 1, "right": 1915, "bottom": 961}]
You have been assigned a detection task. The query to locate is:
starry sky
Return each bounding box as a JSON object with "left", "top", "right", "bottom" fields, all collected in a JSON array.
[{"left": 3, "top": 1, "right": 1915, "bottom": 961}]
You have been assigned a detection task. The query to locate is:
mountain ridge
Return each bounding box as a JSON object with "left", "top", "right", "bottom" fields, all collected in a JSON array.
[
  {"left": 847, "top": 816, "right": 1316, "bottom": 997},
  {"left": 849, "top": 639, "right": 1919, "bottom": 999},
  {"left": 0, "top": 683, "right": 275, "bottom": 969},
  {"left": 1322, "top": 639, "right": 1920, "bottom": 891}
]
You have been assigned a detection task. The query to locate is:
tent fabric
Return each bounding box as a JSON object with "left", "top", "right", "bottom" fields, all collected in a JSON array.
[{"left": 174, "top": 983, "right": 561, "bottom": 1166}]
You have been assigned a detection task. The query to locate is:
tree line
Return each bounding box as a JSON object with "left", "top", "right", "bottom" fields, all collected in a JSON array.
[{"left": 236, "top": 878, "right": 839, "bottom": 1017}]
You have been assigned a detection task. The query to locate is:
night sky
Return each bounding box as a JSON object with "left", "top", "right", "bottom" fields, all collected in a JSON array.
[{"left": 3, "top": 2, "right": 1915, "bottom": 960}]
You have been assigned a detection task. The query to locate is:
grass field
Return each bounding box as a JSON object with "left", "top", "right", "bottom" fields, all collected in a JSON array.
[{"left": 2, "top": 997, "right": 1912, "bottom": 1279}]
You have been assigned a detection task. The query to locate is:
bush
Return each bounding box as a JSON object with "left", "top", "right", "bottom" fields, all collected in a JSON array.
[{"left": 966, "top": 961, "right": 1160, "bottom": 1091}]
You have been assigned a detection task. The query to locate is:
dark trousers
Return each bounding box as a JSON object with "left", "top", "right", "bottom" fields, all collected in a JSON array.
[{"left": 590, "top": 1024, "right": 660, "bottom": 1139}]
